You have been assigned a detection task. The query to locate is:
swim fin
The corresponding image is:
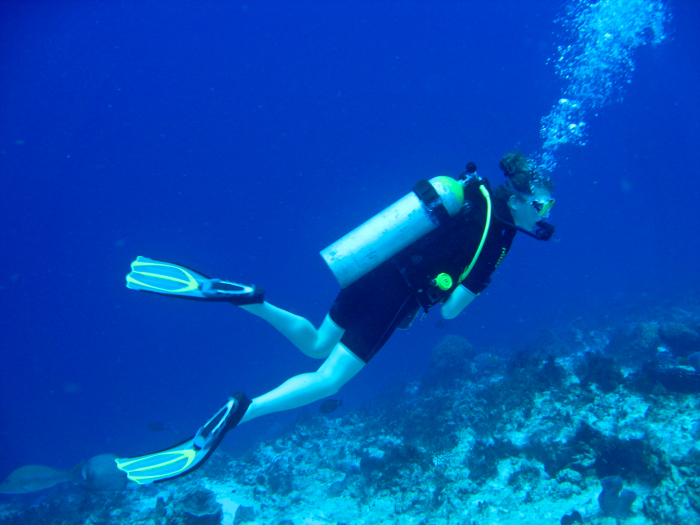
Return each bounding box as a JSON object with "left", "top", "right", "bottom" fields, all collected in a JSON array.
[
  {"left": 115, "top": 392, "right": 251, "bottom": 484},
  {"left": 126, "top": 256, "right": 264, "bottom": 305}
]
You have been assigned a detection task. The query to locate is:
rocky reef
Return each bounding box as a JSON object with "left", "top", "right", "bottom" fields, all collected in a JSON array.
[{"left": 1, "top": 296, "right": 700, "bottom": 525}]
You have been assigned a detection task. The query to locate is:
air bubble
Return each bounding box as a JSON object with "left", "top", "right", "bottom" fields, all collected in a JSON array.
[{"left": 534, "top": 0, "right": 670, "bottom": 173}]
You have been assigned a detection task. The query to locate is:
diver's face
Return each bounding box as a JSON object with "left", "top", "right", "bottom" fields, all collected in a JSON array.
[{"left": 508, "top": 186, "right": 553, "bottom": 231}]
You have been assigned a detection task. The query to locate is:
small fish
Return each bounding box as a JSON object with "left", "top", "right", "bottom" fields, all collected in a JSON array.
[
  {"left": 688, "top": 352, "right": 700, "bottom": 372},
  {"left": 147, "top": 421, "right": 169, "bottom": 432},
  {"left": 561, "top": 510, "right": 583, "bottom": 525},
  {"left": 319, "top": 399, "right": 342, "bottom": 415},
  {"left": 327, "top": 480, "right": 345, "bottom": 497}
]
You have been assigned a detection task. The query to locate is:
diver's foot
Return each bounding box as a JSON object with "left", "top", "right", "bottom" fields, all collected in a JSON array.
[
  {"left": 192, "top": 392, "right": 252, "bottom": 450},
  {"left": 115, "top": 392, "right": 253, "bottom": 484},
  {"left": 200, "top": 279, "right": 265, "bottom": 305}
]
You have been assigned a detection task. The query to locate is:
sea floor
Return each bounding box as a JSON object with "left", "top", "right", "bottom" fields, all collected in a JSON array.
[{"left": 2, "top": 300, "right": 700, "bottom": 525}]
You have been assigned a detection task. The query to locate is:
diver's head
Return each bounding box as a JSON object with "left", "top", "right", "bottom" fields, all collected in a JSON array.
[
  {"left": 507, "top": 185, "right": 554, "bottom": 231},
  {"left": 497, "top": 151, "right": 555, "bottom": 232}
]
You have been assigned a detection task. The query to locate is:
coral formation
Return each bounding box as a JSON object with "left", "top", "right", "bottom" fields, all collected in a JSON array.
[
  {"left": 598, "top": 475, "right": 637, "bottom": 517},
  {"left": 3, "top": 298, "right": 700, "bottom": 525},
  {"left": 659, "top": 322, "right": 700, "bottom": 357},
  {"left": 423, "top": 335, "right": 476, "bottom": 388},
  {"left": 574, "top": 351, "right": 625, "bottom": 393}
]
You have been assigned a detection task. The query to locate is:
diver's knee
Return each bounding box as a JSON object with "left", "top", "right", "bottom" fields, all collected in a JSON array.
[
  {"left": 319, "top": 381, "right": 341, "bottom": 397},
  {"left": 313, "top": 371, "right": 342, "bottom": 397},
  {"left": 309, "top": 344, "right": 334, "bottom": 360},
  {"left": 327, "top": 377, "right": 344, "bottom": 396}
]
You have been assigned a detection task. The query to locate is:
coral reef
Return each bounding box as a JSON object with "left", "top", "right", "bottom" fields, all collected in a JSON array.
[
  {"left": 659, "top": 322, "right": 700, "bottom": 358},
  {"left": 560, "top": 510, "right": 582, "bottom": 525},
  {"left": 179, "top": 488, "right": 223, "bottom": 524},
  {"left": 598, "top": 475, "right": 636, "bottom": 517},
  {"left": 574, "top": 351, "right": 625, "bottom": 393},
  {"left": 3, "top": 299, "right": 700, "bottom": 524},
  {"left": 608, "top": 322, "right": 660, "bottom": 366},
  {"left": 423, "top": 335, "right": 476, "bottom": 388}
]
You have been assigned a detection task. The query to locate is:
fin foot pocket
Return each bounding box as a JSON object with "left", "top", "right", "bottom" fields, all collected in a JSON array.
[
  {"left": 201, "top": 279, "right": 265, "bottom": 305},
  {"left": 115, "top": 392, "right": 251, "bottom": 484},
  {"left": 126, "top": 256, "right": 264, "bottom": 304}
]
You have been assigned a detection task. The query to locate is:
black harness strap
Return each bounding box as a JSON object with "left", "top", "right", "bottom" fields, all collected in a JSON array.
[{"left": 412, "top": 178, "right": 451, "bottom": 226}]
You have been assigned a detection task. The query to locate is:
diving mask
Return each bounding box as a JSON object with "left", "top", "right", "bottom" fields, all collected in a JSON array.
[{"left": 531, "top": 198, "right": 555, "bottom": 218}]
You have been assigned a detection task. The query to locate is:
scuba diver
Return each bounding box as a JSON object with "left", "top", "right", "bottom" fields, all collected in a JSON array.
[{"left": 115, "top": 151, "right": 555, "bottom": 484}]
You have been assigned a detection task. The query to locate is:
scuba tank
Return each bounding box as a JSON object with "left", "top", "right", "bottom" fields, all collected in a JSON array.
[{"left": 320, "top": 176, "right": 465, "bottom": 288}]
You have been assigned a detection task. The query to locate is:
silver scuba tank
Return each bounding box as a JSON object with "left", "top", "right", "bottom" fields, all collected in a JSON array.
[{"left": 320, "top": 176, "right": 465, "bottom": 288}]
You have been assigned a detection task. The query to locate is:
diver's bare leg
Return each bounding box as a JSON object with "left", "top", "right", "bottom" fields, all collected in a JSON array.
[
  {"left": 241, "top": 303, "right": 343, "bottom": 359},
  {"left": 239, "top": 343, "right": 364, "bottom": 424}
]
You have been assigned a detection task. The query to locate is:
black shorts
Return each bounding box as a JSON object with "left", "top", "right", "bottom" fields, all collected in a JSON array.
[{"left": 329, "top": 261, "right": 420, "bottom": 363}]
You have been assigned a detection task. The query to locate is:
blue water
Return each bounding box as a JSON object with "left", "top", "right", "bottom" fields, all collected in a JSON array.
[{"left": 0, "top": 0, "right": 698, "bottom": 477}]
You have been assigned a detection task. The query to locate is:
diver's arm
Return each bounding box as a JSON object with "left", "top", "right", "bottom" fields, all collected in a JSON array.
[{"left": 441, "top": 284, "right": 476, "bottom": 319}]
